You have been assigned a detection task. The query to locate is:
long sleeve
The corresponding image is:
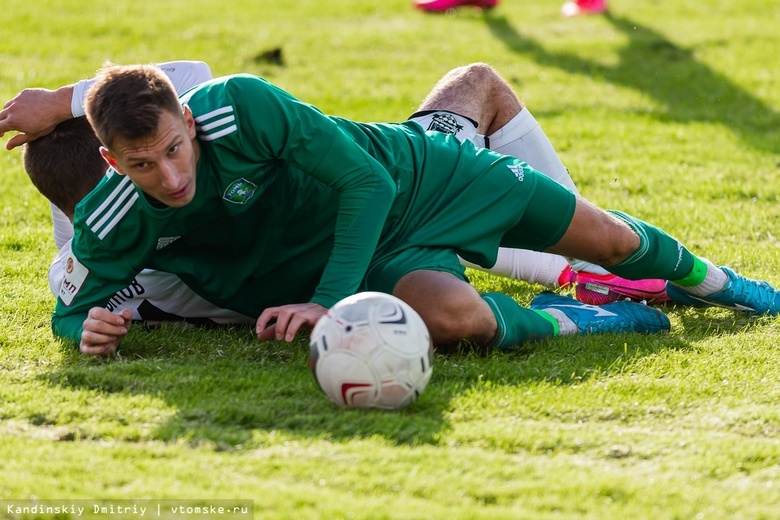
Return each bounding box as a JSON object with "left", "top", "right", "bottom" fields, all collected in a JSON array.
[
  {"left": 193, "top": 75, "right": 397, "bottom": 308},
  {"left": 70, "top": 60, "right": 213, "bottom": 117}
]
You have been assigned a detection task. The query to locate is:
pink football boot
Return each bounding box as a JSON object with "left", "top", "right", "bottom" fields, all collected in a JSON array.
[
  {"left": 561, "top": 0, "right": 607, "bottom": 17},
  {"left": 574, "top": 270, "right": 669, "bottom": 305},
  {"left": 415, "top": 0, "right": 499, "bottom": 13}
]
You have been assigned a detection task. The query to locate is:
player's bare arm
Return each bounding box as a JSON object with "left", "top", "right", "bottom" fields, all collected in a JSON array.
[
  {"left": 79, "top": 307, "right": 132, "bottom": 356},
  {"left": 256, "top": 303, "right": 328, "bottom": 342},
  {"left": 0, "top": 85, "right": 74, "bottom": 150}
]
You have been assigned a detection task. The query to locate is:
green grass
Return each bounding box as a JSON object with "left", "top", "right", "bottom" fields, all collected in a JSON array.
[{"left": 2, "top": 0, "right": 780, "bottom": 518}]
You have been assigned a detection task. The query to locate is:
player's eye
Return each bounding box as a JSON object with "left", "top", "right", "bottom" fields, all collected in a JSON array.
[{"left": 168, "top": 144, "right": 179, "bottom": 155}]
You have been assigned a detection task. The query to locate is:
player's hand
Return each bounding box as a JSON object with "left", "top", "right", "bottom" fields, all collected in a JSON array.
[
  {"left": 256, "top": 303, "right": 327, "bottom": 342},
  {"left": 79, "top": 307, "right": 133, "bottom": 356},
  {"left": 0, "top": 86, "right": 74, "bottom": 150}
]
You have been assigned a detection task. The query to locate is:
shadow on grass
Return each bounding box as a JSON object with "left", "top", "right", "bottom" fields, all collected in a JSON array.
[
  {"left": 38, "top": 324, "right": 449, "bottom": 448},
  {"left": 34, "top": 304, "right": 763, "bottom": 449},
  {"left": 484, "top": 12, "right": 780, "bottom": 155}
]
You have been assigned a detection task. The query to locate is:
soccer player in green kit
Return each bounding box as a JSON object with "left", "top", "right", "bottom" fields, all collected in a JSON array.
[
  {"left": 3, "top": 61, "right": 663, "bottom": 340},
  {"left": 51, "top": 64, "right": 780, "bottom": 354}
]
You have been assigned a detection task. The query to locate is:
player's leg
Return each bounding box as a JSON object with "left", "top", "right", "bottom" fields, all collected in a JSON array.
[
  {"left": 393, "top": 270, "right": 669, "bottom": 350},
  {"left": 512, "top": 171, "right": 707, "bottom": 279},
  {"left": 392, "top": 270, "right": 498, "bottom": 347},
  {"left": 366, "top": 247, "right": 669, "bottom": 351},
  {"left": 410, "top": 64, "right": 578, "bottom": 289},
  {"left": 412, "top": 64, "right": 668, "bottom": 303},
  {"left": 460, "top": 248, "right": 573, "bottom": 288},
  {"left": 515, "top": 171, "right": 780, "bottom": 314},
  {"left": 414, "top": 62, "right": 577, "bottom": 192}
]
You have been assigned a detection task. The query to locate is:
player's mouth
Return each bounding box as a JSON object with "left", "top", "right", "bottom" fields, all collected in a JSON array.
[{"left": 168, "top": 183, "right": 190, "bottom": 199}]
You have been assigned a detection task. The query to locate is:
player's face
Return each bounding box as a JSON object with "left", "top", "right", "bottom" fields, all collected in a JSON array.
[{"left": 102, "top": 107, "right": 199, "bottom": 208}]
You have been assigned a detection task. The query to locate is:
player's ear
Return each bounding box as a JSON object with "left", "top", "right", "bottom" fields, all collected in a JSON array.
[
  {"left": 100, "top": 146, "right": 124, "bottom": 175},
  {"left": 183, "top": 105, "right": 196, "bottom": 139}
]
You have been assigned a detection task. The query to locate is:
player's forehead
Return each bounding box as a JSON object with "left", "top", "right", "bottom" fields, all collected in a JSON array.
[{"left": 114, "top": 111, "right": 186, "bottom": 161}]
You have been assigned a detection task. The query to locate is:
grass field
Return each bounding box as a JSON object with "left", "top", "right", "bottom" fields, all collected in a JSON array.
[{"left": 2, "top": 0, "right": 780, "bottom": 518}]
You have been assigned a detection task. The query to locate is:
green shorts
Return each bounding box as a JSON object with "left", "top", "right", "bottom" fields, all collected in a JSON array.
[
  {"left": 362, "top": 246, "right": 467, "bottom": 294},
  {"left": 362, "top": 124, "right": 577, "bottom": 294}
]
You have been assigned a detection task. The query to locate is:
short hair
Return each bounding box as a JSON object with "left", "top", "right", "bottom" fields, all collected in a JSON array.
[
  {"left": 22, "top": 116, "right": 107, "bottom": 217},
  {"left": 85, "top": 63, "right": 183, "bottom": 151}
]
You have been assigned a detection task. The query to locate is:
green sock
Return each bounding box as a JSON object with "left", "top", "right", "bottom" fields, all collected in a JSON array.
[
  {"left": 482, "top": 292, "right": 557, "bottom": 351},
  {"left": 606, "top": 210, "right": 696, "bottom": 282},
  {"left": 672, "top": 256, "right": 708, "bottom": 287}
]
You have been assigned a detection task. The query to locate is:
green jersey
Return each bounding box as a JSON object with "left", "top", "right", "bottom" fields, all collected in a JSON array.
[{"left": 53, "top": 74, "right": 570, "bottom": 343}]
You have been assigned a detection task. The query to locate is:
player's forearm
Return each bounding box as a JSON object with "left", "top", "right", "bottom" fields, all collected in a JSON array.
[
  {"left": 310, "top": 171, "right": 396, "bottom": 308},
  {"left": 44, "top": 85, "right": 76, "bottom": 123}
]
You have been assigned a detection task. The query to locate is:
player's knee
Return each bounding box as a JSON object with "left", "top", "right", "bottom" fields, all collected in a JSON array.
[
  {"left": 444, "top": 63, "right": 503, "bottom": 92},
  {"left": 419, "top": 296, "right": 495, "bottom": 347},
  {"left": 461, "top": 62, "right": 499, "bottom": 80},
  {"left": 563, "top": 200, "right": 642, "bottom": 266},
  {"left": 393, "top": 270, "right": 496, "bottom": 347}
]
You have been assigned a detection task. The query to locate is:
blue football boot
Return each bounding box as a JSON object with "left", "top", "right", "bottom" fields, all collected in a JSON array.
[
  {"left": 530, "top": 292, "right": 671, "bottom": 334},
  {"left": 666, "top": 267, "right": 780, "bottom": 314}
]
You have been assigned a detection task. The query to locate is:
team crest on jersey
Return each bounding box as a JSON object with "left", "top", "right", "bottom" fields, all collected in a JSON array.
[
  {"left": 427, "top": 113, "right": 464, "bottom": 135},
  {"left": 223, "top": 178, "right": 258, "bottom": 204},
  {"left": 507, "top": 162, "right": 529, "bottom": 182},
  {"left": 59, "top": 253, "right": 89, "bottom": 306}
]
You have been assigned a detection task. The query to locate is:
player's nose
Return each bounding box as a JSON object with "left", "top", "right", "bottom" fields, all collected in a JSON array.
[{"left": 158, "top": 160, "right": 182, "bottom": 189}]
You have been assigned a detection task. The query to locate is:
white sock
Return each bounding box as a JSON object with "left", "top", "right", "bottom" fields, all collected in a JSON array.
[
  {"left": 542, "top": 308, "right": 578, "bottom": 335},
  {"left": 486, "top": 109, "right": 580, "bottom": 195},
  {"left": 671, "top": 260, "right": 728, "bottom": 296},
  {"left": 461, "top": 248, "right": 570, "bottom": 287},
  {"left": 567, "top": 257, "right": 610, "bottom": 276}
]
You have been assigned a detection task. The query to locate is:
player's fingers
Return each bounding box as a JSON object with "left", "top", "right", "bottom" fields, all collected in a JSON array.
[
  {"left": 256, "top": 323, "right": 277, "bottom": 342},
  {"left": 79, "top": 343, "right": 117, "bottom": 356},
  {"left": 85, "top": 313, "right": 128, "bottom": 332},
  {"left": 79, "top": 331, "right": 119, "bottom": 356},
  {"left": 80, "top": 326, "right": 123, "bottom": 345},
  {"left": 255, "top": 307, "right": 280, "bottom": 336},
  {"left": 118, "top": 308, "right": 133, "bottom": 325},
  {"left": 81, "top": 315, "right": 127, "bottom": 352},
  {"left": 272, "top": 308, "right": 295, "bottom": 341},
  {"left": 88, "top": 306, "right": 128, "bottom": 325},
  {"left": 284, "top": 314, "right": 310, "bottom": 341},
  {"left": 5, "top": 133, "right": 30, "bottom": 150},
  {"left": 285, "top": 308, "right": 324, "bottom": 341},
  {"left": 0, "top": 106, "right": 15, "bottom": 131}
]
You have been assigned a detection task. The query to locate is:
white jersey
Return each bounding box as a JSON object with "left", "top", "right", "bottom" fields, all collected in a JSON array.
[{"left": 49, "top": 241, "right": 254, "bottom": 324}]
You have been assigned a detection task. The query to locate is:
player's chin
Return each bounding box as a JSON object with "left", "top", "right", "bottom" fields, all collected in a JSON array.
[
  {"left": 164, "top": 193, "right": 195, "bottom": 208},
  {"left": 162, "top": 184, "right": 196, "bottom": 207}
]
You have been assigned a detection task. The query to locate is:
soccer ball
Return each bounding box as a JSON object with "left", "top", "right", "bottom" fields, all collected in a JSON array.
[{"left": 309, "top": 292, "right": 433, "bottom": 410}]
